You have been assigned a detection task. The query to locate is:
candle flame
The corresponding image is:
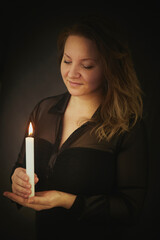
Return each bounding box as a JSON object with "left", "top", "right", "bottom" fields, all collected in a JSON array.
[{"left": 28, "top": 122, "right": 33, "bottom": 136}]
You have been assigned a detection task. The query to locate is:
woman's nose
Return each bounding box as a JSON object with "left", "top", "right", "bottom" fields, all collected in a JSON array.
[{"left": 68, "top": 64, "right": 81, "bottom": 79}]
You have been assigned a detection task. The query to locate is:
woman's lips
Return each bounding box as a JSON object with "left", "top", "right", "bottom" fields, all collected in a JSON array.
[{"left": 68, "top": 80, "right": 83, "bottom": 87}]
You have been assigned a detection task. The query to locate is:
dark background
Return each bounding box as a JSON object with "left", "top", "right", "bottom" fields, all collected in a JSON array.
[{"left": 0, "top": 1, "right": 160, "bottom": 239}]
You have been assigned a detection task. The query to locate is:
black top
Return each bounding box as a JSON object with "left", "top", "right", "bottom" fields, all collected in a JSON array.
[{"left": 13, "top": 92, "right": 148, "bottom": 239}]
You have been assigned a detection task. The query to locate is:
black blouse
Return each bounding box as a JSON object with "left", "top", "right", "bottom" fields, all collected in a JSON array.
[{"left": 13, "top": 92, "right": 148, "bottom": 239}]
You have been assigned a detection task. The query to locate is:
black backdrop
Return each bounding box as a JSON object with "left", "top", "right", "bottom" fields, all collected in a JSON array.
[{"left": 0, "top": 2, "right": 160, "bottom": 240}]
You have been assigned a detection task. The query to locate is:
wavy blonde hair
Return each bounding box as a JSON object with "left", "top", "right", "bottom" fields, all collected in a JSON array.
[{"left": 57, "top": 16, "right": 143, "bottom": 141}]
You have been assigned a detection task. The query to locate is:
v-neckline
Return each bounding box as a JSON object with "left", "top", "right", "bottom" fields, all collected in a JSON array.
[
  {"left": 59, "top": 122, "right": 88, "bottom": 151},
  {"left": 57, "top": 107, "right": 100, "bottom": 153},
  {"left": 51, "top": 92, "right": 101, "bottom": 153}
]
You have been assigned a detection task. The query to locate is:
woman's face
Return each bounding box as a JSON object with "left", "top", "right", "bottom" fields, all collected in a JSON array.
[{"left": 60, "top": 35, "right": 104, "bottom": 97}]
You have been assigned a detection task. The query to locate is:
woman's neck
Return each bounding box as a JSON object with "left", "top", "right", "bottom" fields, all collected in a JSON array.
[{"left": 68, "top": 92, "right": 103, "bottom": 118}]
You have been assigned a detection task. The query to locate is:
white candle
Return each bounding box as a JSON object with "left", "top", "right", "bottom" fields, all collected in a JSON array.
[{"left": 25, "top": 122, "right": 35, "bottom": 197}]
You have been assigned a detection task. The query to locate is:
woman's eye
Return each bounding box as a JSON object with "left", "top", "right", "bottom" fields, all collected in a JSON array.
[
  {"left": 83, "top": 65, "right": 94, "bottom": 69},
  {"left": 64, "top": 60, "right": 71, "bottom": 64},
  {"left": 63, "top": 60, "right": 93, "bottom": 69}
]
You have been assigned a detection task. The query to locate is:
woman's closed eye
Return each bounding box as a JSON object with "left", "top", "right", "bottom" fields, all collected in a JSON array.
[
  {"left": 64, "top": 60, "right": 71, "bottom": 64},
  {"left": 82, "top": 65, "right": 94, "bottom": 69},
  {"left": 64, "top": 60, "right": 94, "bottom": 70}
]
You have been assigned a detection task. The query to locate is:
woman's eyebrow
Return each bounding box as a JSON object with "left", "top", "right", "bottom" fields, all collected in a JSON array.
[
  {"left": 64, "top": 53, "right": 72, "bottom": 59},
  {"left": 64, "top": 53, "right": 97, "bottom": 62}
]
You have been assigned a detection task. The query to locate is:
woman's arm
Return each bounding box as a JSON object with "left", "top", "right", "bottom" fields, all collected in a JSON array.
[{"left": 68, "top": 120, "right": 148, "bottom": 225}]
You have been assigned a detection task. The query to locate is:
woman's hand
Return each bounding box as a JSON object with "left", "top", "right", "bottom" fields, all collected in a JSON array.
[
  {"left": 5, "top": 167, "right": 76, "bottom": 211},
  {"left": 11, "top": 167, "right": 39, "bottom": 198},
  {"left": 3, "top": 190, "right": 77, "bottom": 211}
]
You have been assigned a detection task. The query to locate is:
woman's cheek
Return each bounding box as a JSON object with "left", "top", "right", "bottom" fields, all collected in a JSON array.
[{"left": 85, "top": 73, "right": 101, "bottom": 87}]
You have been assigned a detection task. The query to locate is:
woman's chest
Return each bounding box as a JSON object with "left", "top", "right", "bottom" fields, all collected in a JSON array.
[
  {"left": 51, "top": 147, "right": 116, "bottom": 195},
  {"left": 35, "top": 140, "right": 116, "bottom": 195},
  {"left": 59, "top": 111, "right": 88, "bottom": 149},
  {"left": 35, "top": 111, "right": 119, "bottom": 195}
]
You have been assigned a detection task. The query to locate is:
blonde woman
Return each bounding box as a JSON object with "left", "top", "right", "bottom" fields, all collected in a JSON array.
[{"left": 4, "top": 16, "right": 147, "bottom": 239}]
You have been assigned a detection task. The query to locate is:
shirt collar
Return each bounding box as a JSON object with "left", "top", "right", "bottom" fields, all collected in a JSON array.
[{"left": 48, "top": 92, "right": 71, "bottom": 114}]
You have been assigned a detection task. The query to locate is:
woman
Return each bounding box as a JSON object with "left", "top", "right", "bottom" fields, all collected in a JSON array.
[{"left": 3, "top": 16, "right": 148, "bottom": 239}]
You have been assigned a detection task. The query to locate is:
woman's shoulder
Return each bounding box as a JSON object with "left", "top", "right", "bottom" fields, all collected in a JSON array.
[
  {"left": 38, "top": 92, "right": 68, "bottom": 107},
  {"left": 30, "top": 92, "right": 69, "bottom": 119},
  {"left": 34, "top": 92, "right": 69, "bottom": 110},
  {"left": 118, "top": 118, "right": 148, "bottom": 150}
]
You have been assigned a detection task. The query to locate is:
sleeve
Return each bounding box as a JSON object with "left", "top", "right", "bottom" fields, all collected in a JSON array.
[{"left": 68, "top": 120, "right": 148, "bottom": 226}]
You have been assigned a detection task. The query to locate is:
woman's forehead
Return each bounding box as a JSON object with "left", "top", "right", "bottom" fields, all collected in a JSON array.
[{"left": 64, "top": 35, "right": 99, "bottom": 60}]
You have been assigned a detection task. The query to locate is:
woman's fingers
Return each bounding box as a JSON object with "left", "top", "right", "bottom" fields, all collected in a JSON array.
[
  {"left": 16, "top": 168, "right": 29, "bottom": 181},
  {"left": 12, "top": 168, "right": 28, "bottom": 185},
  {"left": 3, "top": 191, "right": 29, "bottom": 205},
  {"left": 12, "top": 167, "right": 38, "bottom": 185},
  {"left": 3, "top": 191, "right": 49, "bottom": 211},
  {"left": 13, "top": 174, "right": 30, "bottom": 188},
  {"left": 11, "top": 167, "right": 39, "bottom": 198},
  {"left": 11, "top": 167, "right": 30, "bottom": 197},
  {"left": 12, "top": 183, "right": 31, "bottom": 196}
]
